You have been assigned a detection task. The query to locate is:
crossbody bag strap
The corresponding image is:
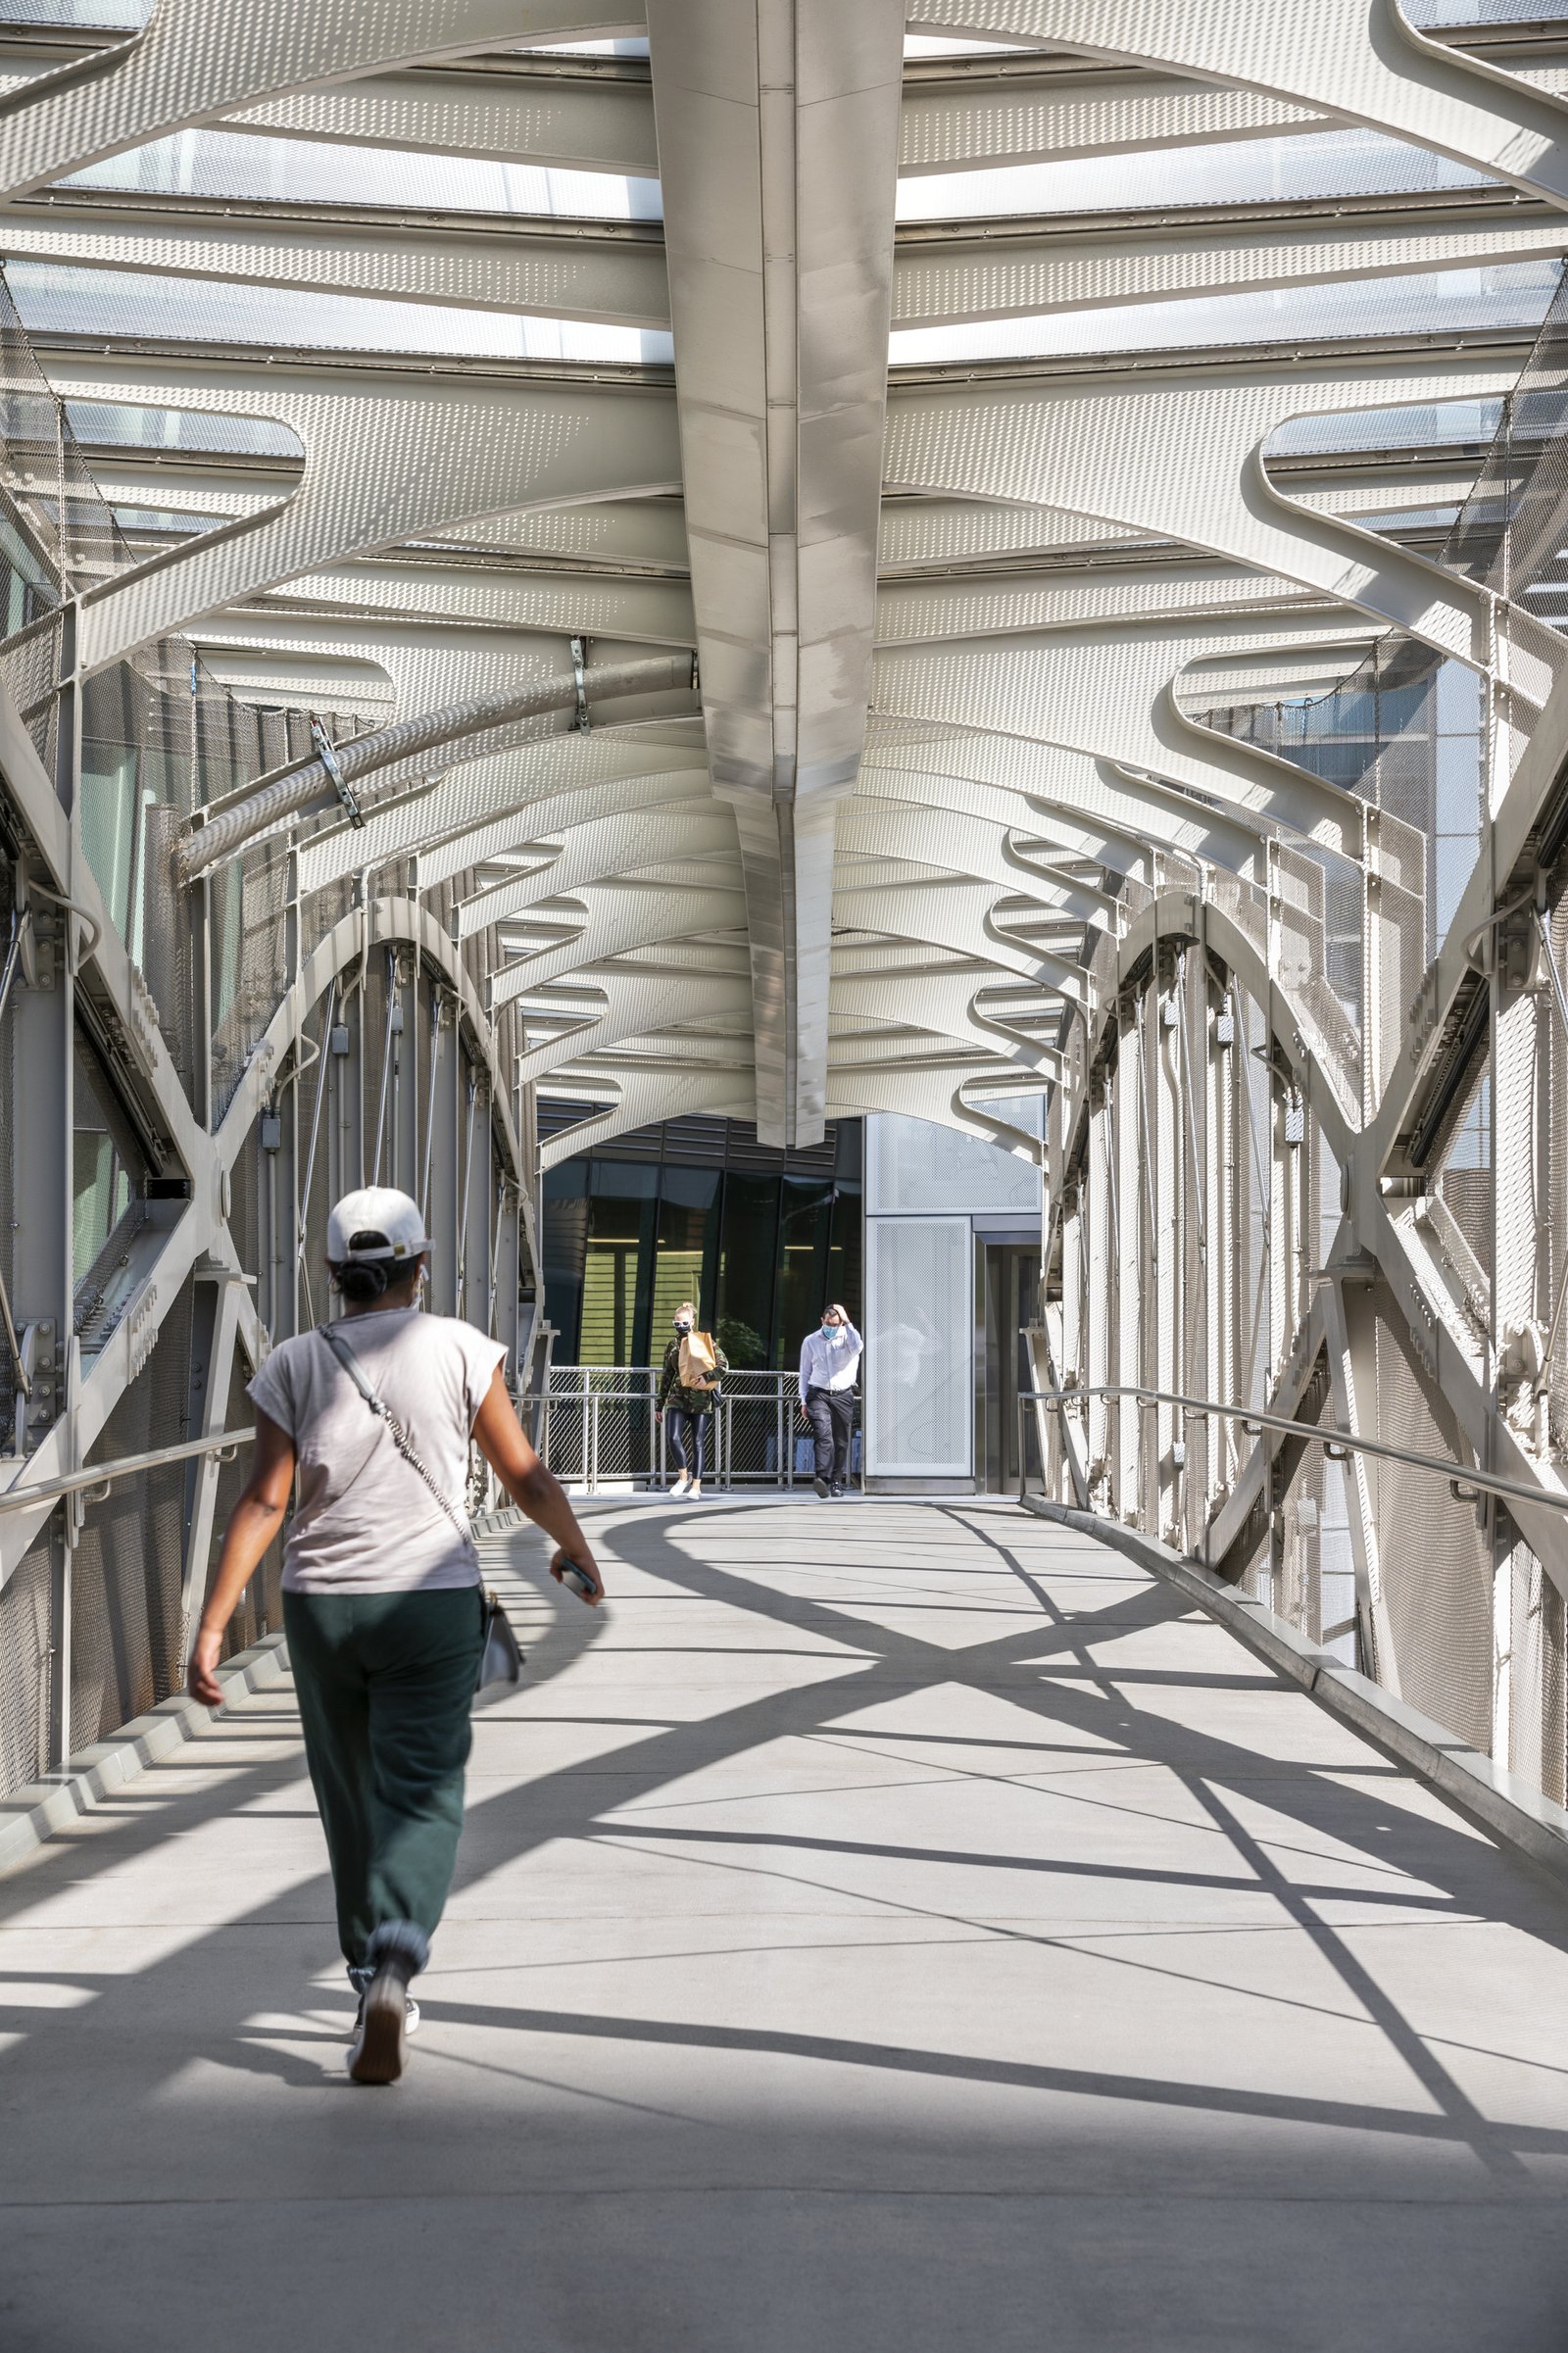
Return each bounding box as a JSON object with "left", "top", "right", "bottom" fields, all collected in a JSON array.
[{"left": 319, "top": 1323, "right": 473, "bottom": 1543}]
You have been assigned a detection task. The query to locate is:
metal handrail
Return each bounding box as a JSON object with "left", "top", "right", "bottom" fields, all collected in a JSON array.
[
  {"left": 0, "top": 1427, "right": 255, "bottom": 1517},
  {"left": 1021, "top": 1383, "right": 1568, "bottom": 1519},
  {"left": 523, "top": 1371, "right": 859, "bottom": 1495}
]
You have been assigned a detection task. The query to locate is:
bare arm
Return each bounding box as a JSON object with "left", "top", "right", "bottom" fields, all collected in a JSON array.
[
  {"left": 472, "top": 1369, "right": 604, "bottom": 1604},
  {"left": 186, "top": 1410, "right": 296, "bottom": 1706}
]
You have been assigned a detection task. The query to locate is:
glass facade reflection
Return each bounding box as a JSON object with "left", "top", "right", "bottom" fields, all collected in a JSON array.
[{"left": 541, "top": 1110, "right": 862, "bottom": 1369}]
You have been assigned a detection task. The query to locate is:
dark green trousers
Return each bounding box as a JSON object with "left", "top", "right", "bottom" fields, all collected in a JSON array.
[{"left": 283, "top": 1587, "right": 485, "bottom": 1971}]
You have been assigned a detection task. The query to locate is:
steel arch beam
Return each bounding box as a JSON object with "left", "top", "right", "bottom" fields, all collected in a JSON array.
[
  {"left": 829, "top": 964, "right": 1063, "bottom": 1077},
  {"left": 0, "top": 204, "right": 671, "bottom": 329},
  {"left": 539, "top": 1063, "right": 756, "bottom": 1168},
  {"left": 229, "top": 64, "right": 660, "bottom": 173},
  {"left": 837, "top": 799, "right": 1118, "bottom": 932},
  {"left": 910, "top": 0, "right": 1568, "bottom": 206},
  {"left": 891, "top": 205, "right": 1568, "bottom": 331},
  {"left": 0, "top": 1, "right": 629, "bottom": 196},
  {"left": 455, "top": 807, "right": 739, "bottom": 939},
  {"left": 295, "top": 733, "right": 710, "bottom": 897},
  {"left": 189, "top": 612, "right": 692, "bottom": 736},
  {"left": 853, "top": 757, "right": 1158, "bottom": 885},
  {"left": 1054, "top": 882, "right": 1568, "bottom": 1585},
  {"left": 514, "top": 963, "right": 754, "bottom": 1085},
  {"left": 885, "top": 349, "right": 1558, "bottom": 699},
  {"left": 861, "top": 724, "right": 1266, "bottom": 877},
  {"left": 491, "top": 881, "right": 749, "bottom": 1008},
  {"left": 898, "top": 66, "right": 1324, "bottom": 172},
  {"left": 301, "top": 765, "right": 714, "bottom": 901},
  {"left": 831, "top": 876, "right": 1087, "bottom": 990},
  {"left": 41, "top": 353, "right": 680, "bottom": 676},
  {"left": 872, "top": 617, "right": 1372, "bottom": 856}
]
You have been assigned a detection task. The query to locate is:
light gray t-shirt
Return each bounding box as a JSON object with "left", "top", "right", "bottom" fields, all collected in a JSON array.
[{"left": 248, "top": 1309, "right": 508, "bottom": 1594}]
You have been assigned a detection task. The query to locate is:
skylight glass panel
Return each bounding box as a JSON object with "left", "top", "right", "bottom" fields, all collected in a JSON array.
[
  {"left": 65, "top": 401, "right": 304, "bottom": 457},
  {"left": 8, "top": 264, "right": 673, "bottom": 364},
  {"left": 896, "top": 126, "right": 1491, "bottom": 221},
  {"left": 1407, "top": 0, "right": 1568, "bottom": 21},
  {"left": 1266, "top": 399, "right": 1506, "bottom": 458},
  {"left": 903, "top": 34, "right": 1035, "bottom": 53},
  {"left": 62, "top": 129, "right": 662, "bottom": 221},
  {"left": 889, "top": 262, "right": 1560, "bottom": 367},
  {"left": 514, "top": 36, "right": 651, "bottom": 56},
  {"left": 0, "top": 0, "right": 149, "bottom": 21}
]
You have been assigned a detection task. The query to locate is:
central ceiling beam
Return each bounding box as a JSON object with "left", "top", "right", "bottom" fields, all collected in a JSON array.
[{"left": 645, "top": 0, "right": 904, "bottom": 1149}]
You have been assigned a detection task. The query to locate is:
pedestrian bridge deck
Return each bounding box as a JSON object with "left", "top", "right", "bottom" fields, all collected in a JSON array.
[{"left": 3, "top": 1499, "right": 1567, "bottom": 2351}]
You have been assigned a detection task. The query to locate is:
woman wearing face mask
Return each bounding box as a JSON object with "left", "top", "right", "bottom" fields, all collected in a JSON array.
[
  {"left": 799, "top": 1301, "right": 862, "bottom": 1498},
  {"left": 655, "top": 1300, "right": 728, "bottom": 1498}
]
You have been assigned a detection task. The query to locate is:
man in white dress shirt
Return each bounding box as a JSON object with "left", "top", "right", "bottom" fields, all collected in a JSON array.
[{"left": 799, "top": 1302, "right": 862, "bottom": 1499}]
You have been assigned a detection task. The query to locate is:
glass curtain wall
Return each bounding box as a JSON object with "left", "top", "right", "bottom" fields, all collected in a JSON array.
[{"left": 542, "top": 1118, "right": 863, "bottom": 1370}]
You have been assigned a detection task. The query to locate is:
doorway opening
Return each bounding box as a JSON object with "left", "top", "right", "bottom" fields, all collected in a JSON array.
[{"left": 979, "top": 1242, "right": 1041, "bottom": 1494}]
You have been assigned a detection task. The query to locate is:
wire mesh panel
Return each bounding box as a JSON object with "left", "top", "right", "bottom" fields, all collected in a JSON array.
[
  {"left": 0, "top": 856, "right": 16, "bottom": 1447},
  {"left": 0, "top": 611, "right": 58, "bottom": 765},
  {"left": 1372, "top": 811, "right": 1428, "bottom": 1117},
  {"left": 1277, "top": 842, "right": 1362, "bottom": 1117},
  {"left": 533, "top": 1366, "right": 836, "bottom": 1491},
  {"left": 1428, "top": 1042, "right": 1494, "bottom": 1323},
  {"left": 212, "top": 839, "right": 291, "bottom": 1119},
  {"left": 536, "top": 1389, "right": 587, "bottom": 1484},
  {"left": 594, "top": 1393, "right": 657, "bottom": 1486},
  {"left": 205, "top": 1347, "right": 281, "bottom": 1658},
  {"left": 1502, "top": 1526, "right": 1567, "bottom": 1805},
  {"left": 1368, "top": 1287, "right": 1494, "bottom": 1755},
  {"left": 72, "top": 1281, "right": 194, "bottom": 1748},
  {"left": 1547, "top": 876, "right": 1568, "bottom": 1453},
  {"left": 1277, "top": 1378, "right": 1360, "bottom": 1667},
  {"left": 0, "top": 1528, "right": 51, "bottom": 1796},
  {"left": 1235, "top": 987, "right": 1274, "bottom": 1413},
  {"left": 720, "top": 1370, "right": 794, "bottom": 1485}
]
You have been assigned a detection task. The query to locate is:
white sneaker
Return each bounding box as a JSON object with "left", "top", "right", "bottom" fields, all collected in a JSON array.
[
  {"left": 670, "top": 1472, "right": 690, "bottom": 1497},
  {"left": 348, "top": 1993, "right": 420, "bottom": 2039},
  {"left": 688, "top": 1480, "right": 702, "bottom": 1501},
  {"left": 348, "top": 1962, "right": 418, "bottom": 2085}
]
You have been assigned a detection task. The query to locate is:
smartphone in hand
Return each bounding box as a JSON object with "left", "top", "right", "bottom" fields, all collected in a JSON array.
[{"left": 559, "top": 1559, "right": 598, "bottom": 1600}]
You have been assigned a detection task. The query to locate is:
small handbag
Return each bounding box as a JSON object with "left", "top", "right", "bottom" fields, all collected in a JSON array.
[
  {"left": 477, "top": 1590, "right": 525, "bottom": 1692},
  {"left": 318, "top": 1323, "right": 524, "bottom": 1694}
]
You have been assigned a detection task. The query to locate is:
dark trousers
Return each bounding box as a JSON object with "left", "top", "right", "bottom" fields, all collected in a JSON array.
[
  {"left": 667, "top": 1408, "right": 708, "bottom": 1481},
  {"left": 806, "top": 1385, "right": 855, "bottom": 1485},
  {"left": 283, "top": 1587, "right": 485, "bottom": 1972}
]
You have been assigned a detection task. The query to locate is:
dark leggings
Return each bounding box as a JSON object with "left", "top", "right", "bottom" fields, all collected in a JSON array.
[{"left": 666, "top": 1409, "right": 708, "bottom": 1481}]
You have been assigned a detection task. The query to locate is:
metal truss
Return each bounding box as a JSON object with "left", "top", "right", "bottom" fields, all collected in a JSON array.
[{"left": 9, "top": 0, "right": 1568, "bottom": 1803}]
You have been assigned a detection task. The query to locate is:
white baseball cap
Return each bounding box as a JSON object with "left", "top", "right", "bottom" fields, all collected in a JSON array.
[{"left": 326, "top": 1186, "right": 431, "bottom": 1264}]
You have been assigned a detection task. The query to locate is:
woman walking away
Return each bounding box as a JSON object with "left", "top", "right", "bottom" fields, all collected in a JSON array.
[
  {"left": 656, "top": 1300, "right": 727, "bottom": 1498},
  {"left": 186, "top": 1185, "right": 603, "bottom": 2086}
]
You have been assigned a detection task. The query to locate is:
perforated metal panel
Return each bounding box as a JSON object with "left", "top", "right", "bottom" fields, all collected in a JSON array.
[
  {"left": 0, "top": 1530, "right": 50, "bottom": 1798},
  {"left": 1369, "top": 1290, "right": 1493, "bottom": 1754},
  {"left": 72, "top": 1280, "right": 193, "bottom": 1749}
]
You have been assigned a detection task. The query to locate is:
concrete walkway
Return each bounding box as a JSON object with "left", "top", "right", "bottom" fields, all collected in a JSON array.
[{"left": 4, "top": 1498, "right": 1568, "bottom": 2351}]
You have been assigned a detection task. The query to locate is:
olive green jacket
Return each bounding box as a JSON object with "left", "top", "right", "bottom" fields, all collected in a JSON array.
[{"left": 657, "top": 1334, "right": 729, "bottom": 1416}]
